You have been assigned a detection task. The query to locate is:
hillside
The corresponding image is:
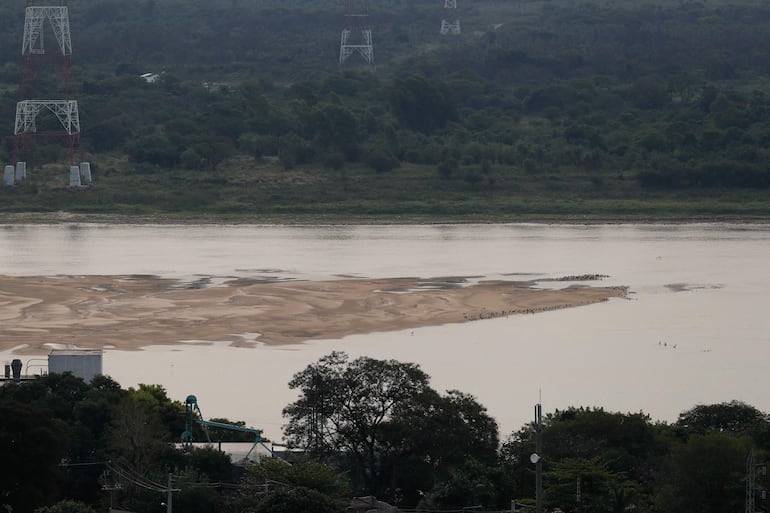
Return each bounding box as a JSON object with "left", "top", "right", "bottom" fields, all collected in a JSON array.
[{"left": 1, "top": 0, "right": 770, "bottom": 220}]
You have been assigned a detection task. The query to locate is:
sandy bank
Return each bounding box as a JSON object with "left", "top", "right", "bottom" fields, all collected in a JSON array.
[{"left": 0, "top": 275, "right": 627, "bottom": 354}]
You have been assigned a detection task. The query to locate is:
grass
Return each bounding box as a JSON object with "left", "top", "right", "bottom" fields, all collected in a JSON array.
[{"left": 2, "top": 153, "right": 769, "bottom": 223}]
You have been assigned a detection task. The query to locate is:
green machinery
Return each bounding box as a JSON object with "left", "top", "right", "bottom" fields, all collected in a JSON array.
[{"left": 181, "top": 394, "right": 272, "bottom": 461}]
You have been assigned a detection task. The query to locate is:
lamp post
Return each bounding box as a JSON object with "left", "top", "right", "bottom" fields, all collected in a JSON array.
[{"left": 531, "top": 403, "right": 543, "bottom": 513}]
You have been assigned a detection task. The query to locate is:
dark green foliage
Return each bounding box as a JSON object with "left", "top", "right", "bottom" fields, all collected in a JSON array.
[
  {"left": 4, "top": 0, "right": 770, "bottom": 216},
  {"left": 654, "top": 433, "right": 748, "bottom": 513},
  {"left": 676, "top": 401, "right": 770, "bottom": 435},
  {"left": 34, "top": 500, "right": 98, "bottom": 513},
  {"left": 251, "top": 486, "right": 342, "bottom": 513},
  {"left": 283, "top": 351, "right": 432, "bottom": 495},
  {"left": 0, "top": 400, "right": 67, "bottom": 513},
  {"left": 387, "top": 76, "right": 456, "bottom": 133},
  {"left": 3, "top": 355, "right": 770, "bottom": 513}
]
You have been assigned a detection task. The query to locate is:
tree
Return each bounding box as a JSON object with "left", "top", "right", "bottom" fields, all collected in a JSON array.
[
  {"left": 307, "top": 102, "right": 360, "bottom": 159},
  {"left": 380, "top": 389, "right": 501, "bottom": 507},
  {"left": 0, "top": 400, "right": 67, "bottom": 513},
  {"left": 545, "top": 456, "right": 637, "bottom": 513},
  {"left": 34, "top": 500, "right": 97, "bottom": 513},
  {"left": 654, "top": 432, "right": 748, "bottom": 513},
  {"left": 240, "top": 457, "right": 349, "bottom": 499},
  {"left": 502, "top": 407, "right": 662, "bottom": 512},
  {"left": 387, "top": 76, "right": 456, "bottom": 133},
  {"left": 252, "top": 487, "right": 342, "bottom": 513},
  {"left": 283, "top": 352, "right": 431, "bottom": 494},
  {"left": 106, "top": 393, "right": 174, "bottom": 472},
  {"left": 418, "top": 458, "right": 509, "bottom": 510},
  {"left": 235, "top": 458, "right": 348, "bottom": 513},
  {"left": 676, "top": 401, "right": 769, "bottom": 434}
]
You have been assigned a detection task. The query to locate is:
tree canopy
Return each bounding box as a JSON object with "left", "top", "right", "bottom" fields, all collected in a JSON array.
[{"left": 1, "top": 362, "right": 770, "bottom": 513}]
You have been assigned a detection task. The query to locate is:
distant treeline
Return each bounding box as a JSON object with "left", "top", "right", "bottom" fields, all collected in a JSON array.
[
  {"left": 2, "top": 353, "right": 770, "bottom": 513},
  {"left": 1, "top": 0, "right": 770, "bottom": 216}
]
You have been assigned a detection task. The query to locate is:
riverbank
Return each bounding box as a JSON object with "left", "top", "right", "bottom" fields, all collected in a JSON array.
[
  {"left": 0, "top": 274, "right": 627, "bottom": 353},
  {"left": 2, "top": 211, "right": 770, "bottom": 225}
]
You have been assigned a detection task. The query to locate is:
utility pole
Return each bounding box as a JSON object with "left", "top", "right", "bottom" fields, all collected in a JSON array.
[
  {"left": 164, "top": 474, "right": 181, "bottom": 513},
  {"left": 535, "top": 403, "right": 543, "bottom": 513}
]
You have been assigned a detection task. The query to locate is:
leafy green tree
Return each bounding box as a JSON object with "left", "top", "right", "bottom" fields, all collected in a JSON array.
[
  {"left": 283, "top": 351, "right": 431, "bottom": 494},
  {"left": 676, "top": 401, "right": 769, "bottom": 435},
  {"left": 235, "top": 458, "right": 348, "bottom": 513},
  {"left": 34, "top": 501, "right": 97, "bottom": 513},
  {"left": 654, "top": 432, "right": 748, "bottom": 513},
  {"left": 106, "top": 393, "right": 174, "bottom": 472},
  {"left": 241, "top": 457, "right": 349, "bottom": 498},
  {"left": 185, "top": 135, "right": 235, "bottom": 171},
  {"left": 251, "top": 487, "right": 342, "bottom": 513},
  {"left": 126, "top": 133, "right": 180, "bottom": 167},
  {"left": 387, "top": 76, "right": 456, "bottom": 133},
  {"left": 545, "top": 456, "right": 637, "bottom": 513},
  {"left": 307, "top": 103, "right": 360, "bottom": 160},
  {"left": 419, "top": 458, "right": 509, "bottom": 510},
  {"left": 0, "top": 400, "right": 67, "bottom": 513},
  {"left": 380, "top": 389, "right": 500, "bottom": 506}
]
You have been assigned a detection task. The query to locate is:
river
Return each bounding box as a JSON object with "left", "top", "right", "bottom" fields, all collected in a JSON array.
[{"left": 1, "top": 222, "right": 768, "bottom": 442}]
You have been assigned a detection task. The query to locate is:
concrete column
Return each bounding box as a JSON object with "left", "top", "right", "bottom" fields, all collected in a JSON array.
[
  {"left": 79, "top": 162, "right": 92, "bottom": 184},
  {"left": 3, "top": 165, "right": 15, "bottom": 186},
  {"left": 15, "top": 162, "right": 26, "bottom": 182},
  {"left": 69, "top": 166, "right": 82, "bottom": 187}
]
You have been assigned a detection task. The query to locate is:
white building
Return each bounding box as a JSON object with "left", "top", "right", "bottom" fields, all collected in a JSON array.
[{"left": 48, "top": 348, "right": 103, "bottom": 382}]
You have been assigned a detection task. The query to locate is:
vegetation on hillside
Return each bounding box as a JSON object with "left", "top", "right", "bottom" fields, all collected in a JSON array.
[
  {"left": 2, "top": 353, "right": 770, "bottom": 513},
  {"left": 1, "top": 0, "right": 770, "bottom": 219}
]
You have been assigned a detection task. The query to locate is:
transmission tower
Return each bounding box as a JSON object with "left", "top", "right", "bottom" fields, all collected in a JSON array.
[
  {"left": 10, "top": 0, "right": 87, "bottom": 186},
  {"left": 746, "top": 448, "right": 767, "bottom": 513},
  {"left": 440, "top": 0, "right": 461, "bottom": 35},
  {"left": 339, "top": 0, "right": 375, "bottom": 71}
]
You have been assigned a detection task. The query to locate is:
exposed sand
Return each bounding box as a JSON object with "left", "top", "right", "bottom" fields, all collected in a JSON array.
[{"left": 0, "top": 275, "right": 627, "bottom": 354}]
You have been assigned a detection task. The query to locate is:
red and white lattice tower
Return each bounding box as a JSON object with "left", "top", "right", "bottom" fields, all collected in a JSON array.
[
  {"left": 13, "top": 0, "right": 81, "bottom": 168},
  {"left": 440, "top": 0, "right": 461, "bottom": 35},
  {"left": 339, "top": 0, "right": 375, "bottom": 71}
]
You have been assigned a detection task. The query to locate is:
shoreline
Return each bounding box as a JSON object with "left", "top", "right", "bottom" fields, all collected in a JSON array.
[
  {"left": 0, "top": 274, "right": 628, "bottom": 354},
  {"left": 1, "top": 211, "right": 769, "bottom": 226}
]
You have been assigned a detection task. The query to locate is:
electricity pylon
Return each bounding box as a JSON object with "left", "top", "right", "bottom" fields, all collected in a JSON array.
[
  {"left": 339, "top": 0, "right": 375, "bottom": 71},
  {"left": 441, "top": 0, "right": 461, "bottom": 35},
  {"left": 14, "top": 0, "right": 82, "bottom": 169}
]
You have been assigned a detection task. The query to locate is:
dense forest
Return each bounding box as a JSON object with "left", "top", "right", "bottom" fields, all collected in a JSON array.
[
  {"left": 2, "top": 351, "right": 769, "bottom": 513},
  {"left": 1, "top": 0, "right": 770, "bottom": 218}
]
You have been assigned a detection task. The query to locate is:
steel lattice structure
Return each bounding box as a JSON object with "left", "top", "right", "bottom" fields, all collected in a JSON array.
[
  {"left": 14, "top": 100, "right": 80, "bottom": 136},
  {"left": 441, "top": 0, "right": 461, "bottom": 35},
  {"left": 22, "top": 6, "right": 72, "bottom": 56},
  {"left": 339, "top": 0, "right": 375, "bottom": 71},
  {"left": 14, "top": 0, "right": 81, "bottom": 167}
]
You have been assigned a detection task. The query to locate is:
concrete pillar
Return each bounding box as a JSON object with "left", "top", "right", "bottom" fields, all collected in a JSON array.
[
  {"left": 79, "top": 162, "right": 92, "bottom": 184},
  {"left": 3, "top": 165, "right": 15, "bottom": 186},
  {"left": 69, "top": 166, "right": 82, "bottom": 187},
  {"left": 15, "top": 162, "right": 26, "bottom": 181}
]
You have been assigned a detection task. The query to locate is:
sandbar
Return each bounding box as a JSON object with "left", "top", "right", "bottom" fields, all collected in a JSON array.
[{"left": 0, "top": 275, "right": 627, "bottom": 354}]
